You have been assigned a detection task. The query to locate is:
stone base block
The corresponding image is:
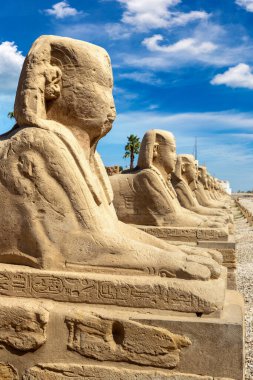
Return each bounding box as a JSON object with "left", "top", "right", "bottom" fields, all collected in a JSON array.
[
  {"left": 135, "top": 225, "right": 235, "bottom": 290},
  {"left": 0, "top": 290, "right": 244, "bottom": 380},
  {"left": 227, "top": 270, "right": 237, "bottom": 290},
  {"left": 137, "top": 225, "right": 229, "bottom": 243},
  {"left": 197, "top": 239, "right": 237, "bottom": 290},
  {"left": 23, "top": 364, "right": 235, "bottom": 379},
  {"left": 0, "top": 264, "right": 226, "bottom": 314}
]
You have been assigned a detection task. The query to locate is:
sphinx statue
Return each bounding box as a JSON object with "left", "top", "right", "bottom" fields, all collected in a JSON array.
[
  {"left": 212, "top": 177, "right": 229, "bottom": 200},
  {"left": 171, "top": 155, "right": 230, "bottom": 222},
  {"left": 206, "top": 174, "right": 231, "bottom": 204},
  {"left": 196, "top": 166, "right": 228, "bottom": 209},
  {"left": 111, "top": 129, "right": 225, "bottom": 229},
  {"left": 0, "top": 35, "right": 221, "bottom": 281}
]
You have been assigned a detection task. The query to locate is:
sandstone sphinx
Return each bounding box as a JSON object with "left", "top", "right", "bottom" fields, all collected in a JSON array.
[
  {"left": 211, "top": 176, "right": 231, "bottom": 202},
  {"left": 0, "top": 36, "right": 243, "bottom": 380},
  {"left": 195, "top": 166, "right": 228, "bottom": 209},
  {"left": 111, "top": 130, "right": 225, "bottom": 229},
  {"left": 171, "top": 155, "right": 229, "bottom": 220},
  {"left": 0, "top": 40, "right": 223, "bottom": 282}
]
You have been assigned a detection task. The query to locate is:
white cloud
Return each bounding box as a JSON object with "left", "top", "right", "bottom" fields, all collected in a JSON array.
[
  {"left": 236, "top": 0, "right": 253, "bottom": 12},
  {"left": 104, "top": 23, "right": 132, "bottom": 40},
  {"left": 0, "top": 42, "right": 25, "bottom": 132},
  {"left": 148, "top": 104, "right": 159, "bottom": 110},
  {"left": 120, "top": 23, "right": 253, "bottom": 71},
  {"left": 118, "top": 71, "right": 162, "bottom": 84},
  {"left": 0, "top": 41, "right": 24, "bottom": 92},
  {"left": 166, "top": 11, "right": 209, "bottom": 27},
  {"left": 113, "top": 86, "right": 138, "bottom": 111},
  {"left": 117, "top": 0, "right": 209, "bottom": 31},
  {"left": 211, "top": 63, "right": 253, "bottom": 89},
  {"left": 143, "top": 34, "right": 216, "bottom": 55},
  {"left": 44, "top": 1, "right": 82, "bottom": 19},
  {"left": 114, "top": 111, "right": 253, "bottom": 137}
]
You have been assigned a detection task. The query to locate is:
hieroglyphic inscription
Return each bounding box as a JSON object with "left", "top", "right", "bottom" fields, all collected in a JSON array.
[
  {"left": 139, "top": 226, "right": 228, "bottom": 242},
  {"left": 196, "top": 229, "right": 228, "bottom": 241},
  {"left": 0, "top": 268, "right": 223, "bottom": 313},
  {"left": 32, "top": 276, "right": 64, "bottom": 294}
]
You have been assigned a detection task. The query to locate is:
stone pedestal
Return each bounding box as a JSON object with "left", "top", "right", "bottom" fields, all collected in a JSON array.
[
  {"left": 197, "top": 239, "right": 237, "bottom": 290},
  {"left": 23, "top": 365, "right": 237, "bottom": 379},
  {"left": 0, "top": 291, "right": 244, "bottom": 380},
  {"left": 137, "top": 225, "right": 229, "bottom": 243},
  {"left": 137, "top": 225, "right": 236, "bottom": 290},
  {"left": 0, "top": 264, "right": 227, "bottom": 313}
]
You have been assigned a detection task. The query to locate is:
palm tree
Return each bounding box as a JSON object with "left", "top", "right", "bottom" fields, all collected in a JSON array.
[
  {"left": 123, "top": 134, "right": 140, "bottom": 170},
  {"left": 8, "top": 111, "right": 15, "bottom": 119}
]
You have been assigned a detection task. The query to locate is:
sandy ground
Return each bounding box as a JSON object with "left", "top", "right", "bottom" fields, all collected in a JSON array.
[{"left": 234, "top": 205, "right": 253, "bottom": 380}]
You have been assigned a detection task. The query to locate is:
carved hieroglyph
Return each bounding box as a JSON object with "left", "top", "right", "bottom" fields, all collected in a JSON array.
[
  {"left": 0, "top": 265, "right": 226, "bottom": 313},
  {"left": 66, "top": 313, "right": 191, "bottom": 368},
  {"left": 0, "top": 298, "right": 48, "bottom": 351},
  {"left": 0, "top": 36, "right": 225, "bottom": 287},
  {"left": 23, "top": 364, "right": 235, "bottom": 380}
]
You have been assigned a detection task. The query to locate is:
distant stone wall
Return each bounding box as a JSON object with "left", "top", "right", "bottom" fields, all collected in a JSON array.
[
  {"left": 232, "top": 193, "right": 253, "bottom": 198},
  {"left": 235, "top": 197, "right": 253, "bottom": 226}
]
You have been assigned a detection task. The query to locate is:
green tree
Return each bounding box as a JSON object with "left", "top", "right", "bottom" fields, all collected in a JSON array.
[
  {"left": 7, "top": 111, "right": 15, "bottom": 119},
  {"left": 123, "top": 134, "right": 140, "bottom": 170}
]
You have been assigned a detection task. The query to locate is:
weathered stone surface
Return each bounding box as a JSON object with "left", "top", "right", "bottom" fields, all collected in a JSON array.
[
  {"left": 138, "top": 226, "right": 229, "bottom": 242},
  {"left": 0, "top": 37, "right": 225, "bottom": 291},
  {"left": 0, "top": 265, "right": 226, "bottom": 313},
  {"left": 23, "top": 364, "right": 235, "bottom": 380},
  {"left": 0, "top": 298, "right": 48, "bottom": 351},
  {"left": 197, "top": 240, "right": 236, "bottom": 289},
  {"left": 0, "top": 34, "right": 242, "bottom": 380},
  {"left": 66, "top": 313, "right": 191, "bottom": 368},
  {"left": 0, "top": 363, "right": 18, "bottom": 380},
  {"left": 0, "top": 291, "right": 243, "bottom": 380}
]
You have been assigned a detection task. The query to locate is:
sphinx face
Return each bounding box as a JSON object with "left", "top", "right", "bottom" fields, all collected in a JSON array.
[
  {"left": 198, "top": 169, "right": 208, "bottom": 189},
  {"left": 207, "top": 177, "right": 212, "bottom": 189},
  {"left": 158, "top": 142, "right": 177, "bottom": 174},
  {"left": 184, "top": 159, "right": 197, "bottom": 183},
  {"left": 47, "top": 44, "right": 116, "bottom": 145}
]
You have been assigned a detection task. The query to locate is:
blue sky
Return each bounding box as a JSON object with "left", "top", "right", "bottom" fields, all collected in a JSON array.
[{"left": 1, "top": 0, "right": 253, "bottom": 190}]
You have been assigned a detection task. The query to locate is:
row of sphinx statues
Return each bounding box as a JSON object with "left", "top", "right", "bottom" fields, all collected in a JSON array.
[
  {"left": 0, "top": 34, "right": 243, "bottom": 380},
  {"left": 110, "top": 130, "right": 231, "bottom": 229},
  {"left": 0, "top": 35, "right": 232, "bottom": 285}
]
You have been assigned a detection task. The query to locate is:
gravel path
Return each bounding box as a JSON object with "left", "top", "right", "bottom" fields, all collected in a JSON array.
[{"left": 234, "top": 205, "right": 253, "bottom": 380}]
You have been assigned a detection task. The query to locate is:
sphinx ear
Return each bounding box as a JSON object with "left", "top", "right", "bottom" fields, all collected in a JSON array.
[
  {"left": 44, "top": 66, "right": 62, "bottom": 100},
  {"left": 153, "top": 143, "right": 159, "bottom": 158},
  {"left": 181, "top": 163, "right": 186, "bottom": 173}
]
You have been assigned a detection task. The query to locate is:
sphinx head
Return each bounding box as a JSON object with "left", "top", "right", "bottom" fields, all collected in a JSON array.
[
  {"left": 14, "top": 35, "right": 116, "bottom": 146},
  {"left": 198, "top": 165, "right": 208, "bottom": 189},
  {"left": 177, "top": 154, "right": 197, "bottom": 183},
  {"left": 207, "top": 174, "right": 212, "bottom": 189},
  {"left": 214, "top": 178, "right": 219, "bottom": 190},
  {"left": 137, "top": 129, "right": 176, "bottom": 174}
]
